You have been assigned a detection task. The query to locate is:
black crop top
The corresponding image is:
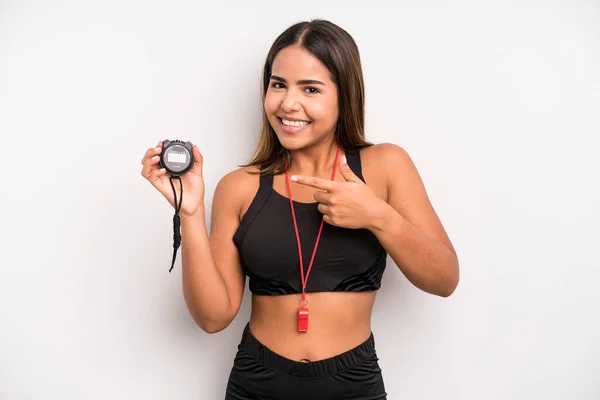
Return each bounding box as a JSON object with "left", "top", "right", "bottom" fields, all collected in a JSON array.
[{"left": 232, "top": 150, "right": 387, "bottom": 295}]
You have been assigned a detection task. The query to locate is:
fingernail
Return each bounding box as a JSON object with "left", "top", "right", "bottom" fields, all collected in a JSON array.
[
  {"left": 154, "top": 147, "right": 160, "bottom": 152},
  {"left": 291, "top": 175, "right": 298, "bottom": 182}
]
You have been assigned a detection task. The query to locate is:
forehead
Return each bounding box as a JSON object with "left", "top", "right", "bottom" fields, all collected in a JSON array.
[{"left": 271, "top": 46, "right": 332, "bottom": 82}]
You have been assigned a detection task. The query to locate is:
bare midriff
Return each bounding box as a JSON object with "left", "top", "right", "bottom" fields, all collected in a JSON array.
[{"left": 248, "top": 291, "right": 377, "bottom": 362}]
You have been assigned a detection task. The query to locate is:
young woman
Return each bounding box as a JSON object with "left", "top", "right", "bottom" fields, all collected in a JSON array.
[{"left": 141, "top": 19, "right": 459, "bottom": 400}]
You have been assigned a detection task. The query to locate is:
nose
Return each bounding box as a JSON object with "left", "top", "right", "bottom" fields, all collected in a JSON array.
[{"left": 280, "top": 90, "right": 301, "bottom": 112}]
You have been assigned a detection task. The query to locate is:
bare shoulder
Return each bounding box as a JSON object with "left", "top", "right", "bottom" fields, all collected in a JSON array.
[
  {"left": 358, "top": 143, "right": 416, "bottom": 201},
  {"left": 216, "top": 165, "right": 261, "bottom": 193},
  {"left": 360, "top": 143, "right": 413, "bottom": 172},
  {"left": 213, "top": 165, "right": 261, "bottom": 221},
  {"left": 361, "top": 142, "right": 427, "bottom": 197}
]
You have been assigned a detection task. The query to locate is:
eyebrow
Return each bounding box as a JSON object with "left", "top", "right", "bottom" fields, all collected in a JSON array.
[{"left": 270, "top": 75, "right": 326, "bottom": 86}]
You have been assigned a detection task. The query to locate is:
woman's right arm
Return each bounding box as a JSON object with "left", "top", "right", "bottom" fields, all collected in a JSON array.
[
  {"left": 140, "top": 142, "right": 248, "bottom": 334},
  {"left": 180, "top": 170, "right": 248, "bottom": 334}
]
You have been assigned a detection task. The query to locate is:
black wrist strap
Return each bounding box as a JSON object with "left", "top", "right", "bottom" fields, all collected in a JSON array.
[{"left": 169, "top": 176, "right": 183, "bottom": 273}]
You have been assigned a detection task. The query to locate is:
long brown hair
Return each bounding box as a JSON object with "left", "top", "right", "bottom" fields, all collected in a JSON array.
[{"left": 245, "top": 19, "right": 372, "bottom": 175}]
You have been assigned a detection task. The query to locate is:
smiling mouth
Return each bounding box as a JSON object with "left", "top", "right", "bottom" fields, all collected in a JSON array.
[{"left": 279, "top": 117, "right": 311, "bottom": 127}]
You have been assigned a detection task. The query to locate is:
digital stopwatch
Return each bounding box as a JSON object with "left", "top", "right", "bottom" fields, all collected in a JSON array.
[{"left": 159, "top": 139, "right": 194, "bottom": 177}]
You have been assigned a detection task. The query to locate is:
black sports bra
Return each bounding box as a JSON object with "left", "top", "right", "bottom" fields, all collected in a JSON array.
[{"left": 232, "top": 150, "right": 387, "bottom": 295}]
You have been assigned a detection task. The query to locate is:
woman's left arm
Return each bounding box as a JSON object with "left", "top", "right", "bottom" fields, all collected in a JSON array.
[
  {"left": 367, "top": 144, "right": 459, "bottom": 297},
  {"left": 291, "top": 144, "right": 459, "bottom": 297}
]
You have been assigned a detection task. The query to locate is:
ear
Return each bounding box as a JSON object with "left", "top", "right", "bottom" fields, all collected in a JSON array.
[{"left": 339, "top": 155, "right": 361, "bottom": 183}]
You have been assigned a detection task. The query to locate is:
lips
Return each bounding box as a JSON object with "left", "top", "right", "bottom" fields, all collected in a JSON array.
[
  {"left": 280, "top": 118, "right": 310, "bottom": 127},
  {"left": 277, "top": 117, "right": 312, "bottom": 134}
]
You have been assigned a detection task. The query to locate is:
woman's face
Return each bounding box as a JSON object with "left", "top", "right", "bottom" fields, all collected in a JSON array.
[{"left": 264, "top": 45, "right": 339, "bottom": 151}]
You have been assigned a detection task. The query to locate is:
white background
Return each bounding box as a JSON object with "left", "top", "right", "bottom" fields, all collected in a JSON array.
[{"left": 1, "top": 1, "right": 599, "bottom": 399}]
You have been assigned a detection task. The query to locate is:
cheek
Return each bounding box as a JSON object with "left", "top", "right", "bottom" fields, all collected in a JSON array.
[
  {"left": 264, "top": 92, "right": 280, "bottom": 115},
  {"left": 309, "top": 98, "right": 338, "bottom": 125}
]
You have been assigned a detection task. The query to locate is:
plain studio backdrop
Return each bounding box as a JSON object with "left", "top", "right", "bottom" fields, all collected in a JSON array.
[{"left": 1, "top": 1, "right": 599, "bottom": 399}]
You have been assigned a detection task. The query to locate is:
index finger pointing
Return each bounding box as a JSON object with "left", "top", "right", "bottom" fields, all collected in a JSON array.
[{"left": 291, "top": 175, "right": 336, "bottom": 191}]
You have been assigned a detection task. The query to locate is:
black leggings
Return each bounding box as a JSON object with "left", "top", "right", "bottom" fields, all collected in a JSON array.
[{"left": 225, "top": 323, "right": 387, "bottom": 400}]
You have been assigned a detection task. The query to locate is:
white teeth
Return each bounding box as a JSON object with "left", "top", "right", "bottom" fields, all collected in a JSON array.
[{"left": 282, "top": 118, "right": 310, "bottom": 127}]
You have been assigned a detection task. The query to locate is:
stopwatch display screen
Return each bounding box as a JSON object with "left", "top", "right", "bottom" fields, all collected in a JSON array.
[
  {"left": 167, "top": 150, "right": 188, "bottom": 164},
  {"left": 163, "top": 144, "right": 191, "bottom": 173}
]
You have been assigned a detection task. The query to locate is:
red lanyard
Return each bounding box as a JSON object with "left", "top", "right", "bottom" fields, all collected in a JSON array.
[{"left": 284, "top": 146, "right": 341, "bottom": 332}]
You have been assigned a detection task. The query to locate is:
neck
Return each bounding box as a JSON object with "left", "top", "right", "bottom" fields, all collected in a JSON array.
[{"left": 288, "top": 139, "right": 340, "bottom": 177}]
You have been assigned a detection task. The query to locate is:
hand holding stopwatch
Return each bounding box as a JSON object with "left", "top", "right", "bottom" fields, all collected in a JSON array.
[{"left": 141, "top": 139, "right": 205, "bottom": 272}]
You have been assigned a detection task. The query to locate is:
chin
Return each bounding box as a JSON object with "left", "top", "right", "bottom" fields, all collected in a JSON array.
[
  {"left": 275, "top": 135, "right": 308, "bottom": 151},
  {"left": 270, "top": 119, "right": 335, "bottom": 152}
]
